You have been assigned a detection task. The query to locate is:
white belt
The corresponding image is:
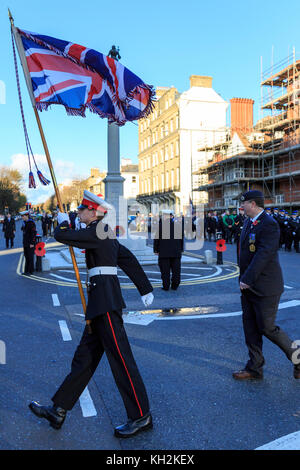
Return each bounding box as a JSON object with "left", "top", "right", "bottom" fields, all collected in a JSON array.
[{"left": 88, "top": 266, "right": 117, "bottom": 277}]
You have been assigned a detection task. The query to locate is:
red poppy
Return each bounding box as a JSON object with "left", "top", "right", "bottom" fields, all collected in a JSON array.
[
  {"left": 35, "top": 242, "right": 46, "bottom": 257},
  {"left": 216, "top": 239, "right": 227, "bottom": 252}
]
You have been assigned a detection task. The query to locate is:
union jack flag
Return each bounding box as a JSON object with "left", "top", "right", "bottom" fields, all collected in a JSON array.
[{"left": 18, "top": 29, "right": 155, "bottom": 125}]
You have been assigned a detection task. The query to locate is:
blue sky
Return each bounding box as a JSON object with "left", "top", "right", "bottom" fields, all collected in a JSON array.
[{"left": 1, "top": 0, "right": 300, "bottom": 203}]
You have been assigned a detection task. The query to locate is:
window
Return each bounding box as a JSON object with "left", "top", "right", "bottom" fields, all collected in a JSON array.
[
  {"left": 176, "top": 140, "right": 179, "bottom": 155},
  {"left": 132, "top": 176, "right": 136, "bottom": 183},
  {"left": 166, "top": 171, "right": 169, "bottom": 189},
  {"left": 165, "top": 145, "right": 169, "bottom": 161},
  {"left": 170, "top": 119, "right": 173, "bottom": 133},
  {"left": 171, "top": 169, "right": 174, "bottom": 189},
  {"left": 176, "top": 168, "right": 179, "bottom": 186},
  {"left": 160, "top": 149, "right": 164, "bottom": 163},
  {"left": 161, "top": 174, "right": 164, "bottom": 190},
  {"left": 170, "top": 143, "right": 174, "bottom": 158}
]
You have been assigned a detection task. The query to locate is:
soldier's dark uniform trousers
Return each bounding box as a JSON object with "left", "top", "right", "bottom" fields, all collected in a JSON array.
[{"left": 29, "top": 210, "right": 154, "bottom": 437}]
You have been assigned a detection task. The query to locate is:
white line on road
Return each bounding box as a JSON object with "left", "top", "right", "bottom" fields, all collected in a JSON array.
[
  {"left": 158, "top": 300, "right": 300, "bottom": 321},
  {"left": 284, "top": 285, "right": 293, "bottom": 289},
  {"left": 58, "top": 320, "right": 72, "bottom": 341},
  {"left": 50, "top": 273, "right": 77, "bottom": 282},
  {"left": 52, "top": 294, "right": 60, "bottom": 307},
  {"left": 79, "top": 387, "right": 97, "bottom": 417}
]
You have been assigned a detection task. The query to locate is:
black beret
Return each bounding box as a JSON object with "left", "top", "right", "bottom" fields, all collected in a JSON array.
[{"left": 240, "top": 190, "right": 264, "bottom": 202}]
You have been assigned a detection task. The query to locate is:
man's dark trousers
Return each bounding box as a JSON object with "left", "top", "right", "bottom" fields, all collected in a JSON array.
[
  {"left": 158, "top": 257, "right": 181, "bottom": 290},
  {"left": 24, "top": 246, "right": 35, "bottom": 273},
  {"left": 5, "top": 237, "right": 14, "bottom": 248},
  {"left": 52, "top": 310, "right": 150, "bottom": 421},
  {"left": 241, "top": 290, "right": 297, "bottom": 376}
]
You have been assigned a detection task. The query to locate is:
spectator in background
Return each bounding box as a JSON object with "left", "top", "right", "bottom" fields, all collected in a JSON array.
[{"left": 3, "top": 213, "right": 16, "bottom": 249}]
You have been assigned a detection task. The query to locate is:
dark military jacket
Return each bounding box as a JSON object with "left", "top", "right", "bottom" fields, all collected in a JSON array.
[
  {"left": 54, "top": 220, "right": 153, "bottom": 320},
  {"left": 239, "top": 211, "right": 284, "bottom": 296},
  {"left": 21, "top": 219, "right": 36, "bottom": 247}
]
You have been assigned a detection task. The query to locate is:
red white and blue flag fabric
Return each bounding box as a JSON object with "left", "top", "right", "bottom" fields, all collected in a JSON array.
[{"left": 17, "top": 29, "right": 155, "bottom": 125}]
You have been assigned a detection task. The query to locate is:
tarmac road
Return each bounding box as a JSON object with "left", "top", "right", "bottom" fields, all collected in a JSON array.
[{"left": 1, "top": 220, "right": 300, "bottom": 451}]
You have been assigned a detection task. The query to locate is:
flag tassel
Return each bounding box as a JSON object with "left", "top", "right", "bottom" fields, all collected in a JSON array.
[{"left": 37, "top": 170, "right": 50, "bottom": 186}]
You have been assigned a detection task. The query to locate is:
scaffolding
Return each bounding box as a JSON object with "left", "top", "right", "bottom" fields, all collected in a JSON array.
[{"left": 256, "top": 48, "right": 300, "bottom": 207}]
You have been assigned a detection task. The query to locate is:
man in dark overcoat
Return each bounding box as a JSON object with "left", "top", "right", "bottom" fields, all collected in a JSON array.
[
  {"left": 233, "top": 190, "right": 300, "bottom": 380},
  {"left": 3, "top": 213, "right": 16, "bottom": 248}
]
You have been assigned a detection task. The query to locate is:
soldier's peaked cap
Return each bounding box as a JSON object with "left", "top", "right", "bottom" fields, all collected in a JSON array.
[
  {"left": 240, "top": 190, "right": 264, "bottom": 202},
  {"left": 78, "top": 190, "right": 112, "bottom": 213}
]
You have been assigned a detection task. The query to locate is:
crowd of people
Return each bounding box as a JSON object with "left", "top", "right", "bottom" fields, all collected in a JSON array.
[{"left": 204, "top": 207, "right": 300, "bottom": 253}]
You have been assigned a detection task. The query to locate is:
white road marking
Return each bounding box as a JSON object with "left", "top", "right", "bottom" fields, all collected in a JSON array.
[
  {"left": 79, "top": 387, "right": 97, "bottom": 417},
  {"left": 59, "top": 270, "right": 87, "bottom": 275},
  {"left": 52, "top": 294, "right": 60, "bottom": 307},
  {"left": 50, "top": 273, "right": 78, "bottom": 282},
  {"left": 158, "top": 300, "right": 300, "bottom": 321},
  {"left": 256, "top": 430, "right": 300, "bottom": 450},
  {"left": 284, "top": 285, "right": 293, "bottom": 289},
  {"left": 125, "top": 299, "right": 300, "bottom": 325},
  {"left": 58, "top": 320, "right": 72, "bottom": 341}
]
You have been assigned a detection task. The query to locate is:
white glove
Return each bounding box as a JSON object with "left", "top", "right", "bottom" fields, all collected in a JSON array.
[
  {"left": 57, "top": 211, "right": 70, "bottom": 225},
  {"left": 141, "top": 292, "right": 154, "bottom": 307}
]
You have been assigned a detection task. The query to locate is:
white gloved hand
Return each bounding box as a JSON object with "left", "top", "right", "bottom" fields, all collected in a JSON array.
[
  {"left": 141, "top": 292, "right": 154, "bottom": 307},
  {"left": 57, "top": 211, "right": 70, "bottom": 225}
]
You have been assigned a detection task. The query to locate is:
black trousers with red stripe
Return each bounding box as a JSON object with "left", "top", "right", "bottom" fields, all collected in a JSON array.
[{"left": 51, "top": 311, "right": 149, "bottom": 420}]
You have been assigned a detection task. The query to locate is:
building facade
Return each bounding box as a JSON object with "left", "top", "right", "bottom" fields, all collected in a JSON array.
[{"left": 137, "top": 75, "right": 228, "bottom": 213}]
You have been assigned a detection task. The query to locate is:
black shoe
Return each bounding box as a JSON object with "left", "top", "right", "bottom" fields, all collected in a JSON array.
[
  {"left": 171, "top": 286, "right": 178, "bottom": 291},
  {"left": 114, "top": 413, "right": 153, "bottom": 438},
  {"left": 161, "top": 287, "right": 169, "bottom": 291},
  {"left": 28, "top": 401, "right": 67, "bottom": 429},
  {"left": 22, "top": 272, "right": 31, "bottom": 276}
]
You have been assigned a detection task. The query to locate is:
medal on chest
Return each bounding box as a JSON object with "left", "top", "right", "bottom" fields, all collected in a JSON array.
[{"left": 249, "top": 233, "right": 256, "bottom": 252}]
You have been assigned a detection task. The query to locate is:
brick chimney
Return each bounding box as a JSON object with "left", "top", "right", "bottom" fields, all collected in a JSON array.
[{"left": 230, "top": 98, "right": 254, "bottom": 135}]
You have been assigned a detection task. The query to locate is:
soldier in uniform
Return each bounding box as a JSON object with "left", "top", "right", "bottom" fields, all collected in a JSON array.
[
  {"left": 154, "top": 210, "right": 184, "bottom": 291},
  {"left": 232, "top": 190, "right": 300, "bottom": 381},
  {"left": 277, "top": 209, "right": 288, "bottom": 249},
  {"left": 29, "top": 191, "right": 154, "bottom": 438},
  {"left": 20, "top": 210, "right": 36, "bottom": 275},
  {"left": 288, "top": 211, "right": 300, "bottom": 253}
]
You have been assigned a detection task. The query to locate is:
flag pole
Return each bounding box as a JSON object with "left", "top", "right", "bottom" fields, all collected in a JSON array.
[{"left": 9, "top": 9, "right": 88, "bottom": 320}]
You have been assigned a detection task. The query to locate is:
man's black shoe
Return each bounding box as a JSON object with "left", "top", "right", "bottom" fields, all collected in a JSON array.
[
  {"left": 22, "top": 272, "right": 31, "bottom": 276},
  {"left": 28, "top": 401, "right": 67, "bottom": 429},
  {"left": 161, "top": 287, "right": 169, "bottom": 291},
  {"left": 114, "top": 413, "right": 153, "bottom": 438}
]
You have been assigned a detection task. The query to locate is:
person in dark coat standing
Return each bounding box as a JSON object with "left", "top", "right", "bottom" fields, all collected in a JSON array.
[
  {"left": 232, "top": 190, "right": 300, "bottom": 381},
  {"left": 233, "top": 207, "right": 246, "bottom": 260},
  {"left": 29, "top": 191, "right": 154, "bottom": 438},
  {"left": 41, "top": 212, "right": 48, "bottom": 237},
  {"left": 154, "top": 210, "right": 184, "bottom": 291},
  {"left": 2, "top": 213, "right": 16, "bottom": 248},
  {"left": 20, "top": 211, "right": 36, "bottom": 275}
]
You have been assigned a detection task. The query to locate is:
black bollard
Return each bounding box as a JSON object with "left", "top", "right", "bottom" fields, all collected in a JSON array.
[{"left": 35, "top": 234, "right": 42, "bottom": 272}]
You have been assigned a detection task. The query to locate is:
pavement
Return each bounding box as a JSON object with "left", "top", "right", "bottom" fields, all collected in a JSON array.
[{"left": 1, "top": 220, "right": 300, "bottom": 452}]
